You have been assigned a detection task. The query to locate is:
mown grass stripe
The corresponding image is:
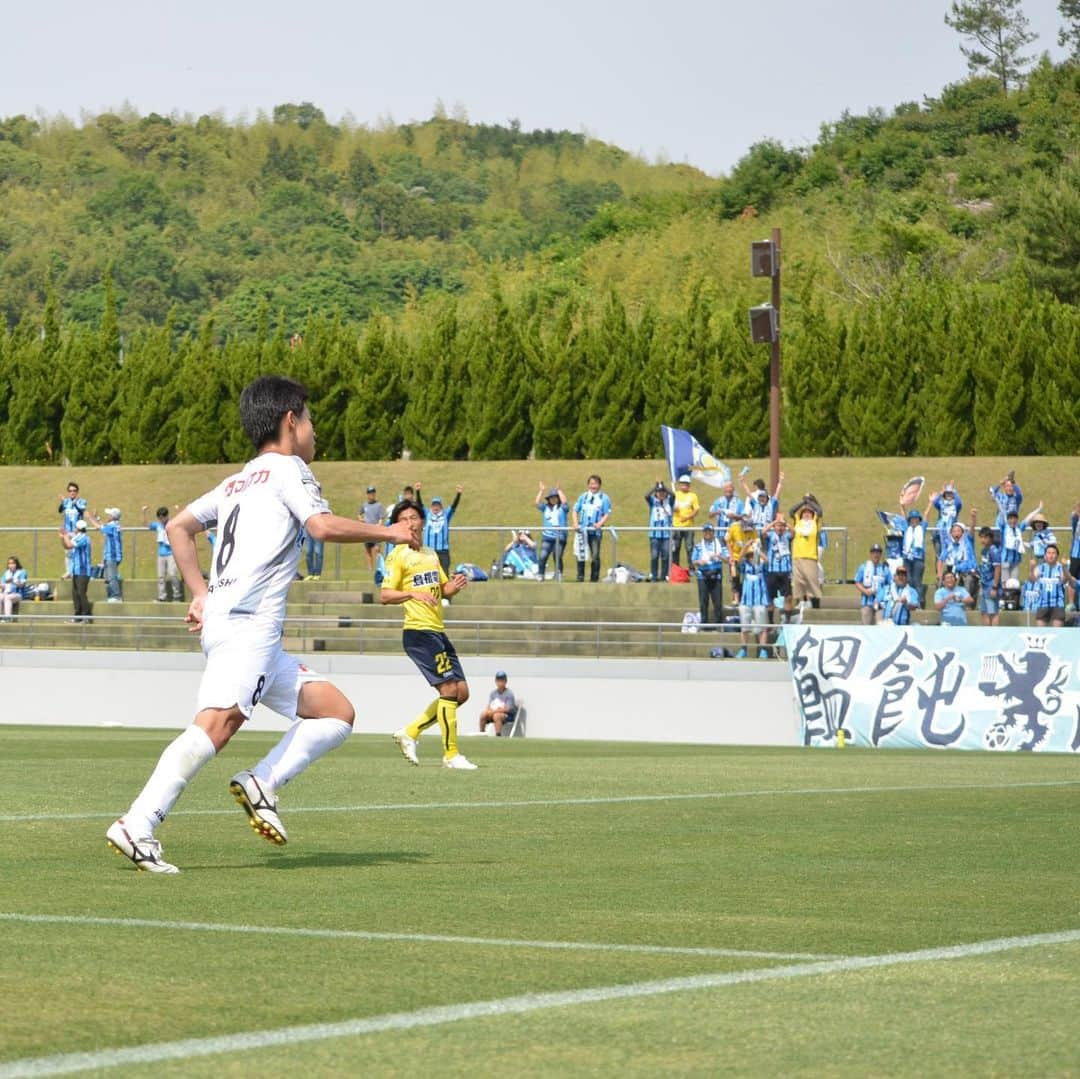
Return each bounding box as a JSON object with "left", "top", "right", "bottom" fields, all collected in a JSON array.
[
  {"left": 2, "top": 928, "right": 1078, "bottom": 1078},
  {"left": 0, "top": 912, "right": 832, "bottom": 961},
  {"left": 1, "top": 778, "right": 1077, "bottom": 824}
]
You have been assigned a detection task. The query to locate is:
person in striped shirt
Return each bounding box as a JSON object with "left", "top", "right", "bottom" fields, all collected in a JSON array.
[
  {"left": 91, "top": 507, "right": 125, "bottom": 602},
  {"left": 644, "top": 481, "right": 674, "bottom": 582},
  {"left": 736, "top": 541, "right": 770, "bottom": 659},
  {"left": 976, "top": 526, "right": 1002, "bottom": 626},
  {"left": 572, "top": 475, "right": 612, "bottom": 583},
  {"left": 760, "top": 514, "right": 793, "bottom": 619},
  {"left": 879, "top": 565, "right": 920, "bottom": 626},
  {"left": 855, "top": 544, "right": 892, "bottom": 626},
  {"left": 989, "top": 473, "right": 1023, "bottom": 529},
  {"left": 421, "top": 487, "right": 462, "bottom": 575},
  {"left": 59, "top": 519, "right": 93, "bottom": 623},
  {"left": 1029, "top": 544, "right": 1073, "bottom": 628}
]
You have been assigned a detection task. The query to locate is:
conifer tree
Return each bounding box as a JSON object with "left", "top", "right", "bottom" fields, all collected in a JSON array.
[
  {"left": 463, "top": 286, "right": 531, "bottom": 459},
  {"left": 579, "top": 293, "right": 643, "bottom": 458},
  {"left": 530, "top": 300, "right": 582, "bottom": 459},
  {"left": 402, "top": 302, "right": 468, "bottom": 458},
  {"left": 175, "top": 319, "right": 227, "bottom": 462},
  {"left": 115, "top": 314, "right": 183, "bottom": 463},
  {"left": 343, "top": 316, "right": 407, "bottom": 460}
]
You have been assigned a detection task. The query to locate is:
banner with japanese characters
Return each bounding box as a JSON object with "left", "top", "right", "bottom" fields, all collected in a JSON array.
[{"left": 780, "top": 625, "right": 1080, "bottom": 753}]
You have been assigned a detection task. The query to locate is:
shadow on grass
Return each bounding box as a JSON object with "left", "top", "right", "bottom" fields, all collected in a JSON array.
[{"left": 181, "top": 850, "right": 430, "bottom": 872}]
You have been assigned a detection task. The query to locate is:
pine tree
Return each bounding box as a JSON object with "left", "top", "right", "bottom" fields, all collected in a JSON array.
[
  {"left": 578, "top": 293, "right": 643, "bottom": 457},
  {"left": 944, "top": 0, "right": 1037, "bottom": 91},
  {"left": 343, "top": 316, "right": 407, "bottom": 460},
  {"left": 175, "top": 319, "right": 227, "bottom": 462},
  {"left": 116, "top": 315, "right": 183, "bottom": 462},
  {"left": 402, "top": 302, "right": 468, "bottom": 458},
  {"left": 530, "top": 300, "right": 582, "bottom": 459},
  {"left": 781, "top": 275, "right": 845, "bottom": 457},
  {"left": 60, "top": 271, "right": 123, "bottom": 464},
  {"left": 463, "top": 286, "right": 531, "bottom": 459}
]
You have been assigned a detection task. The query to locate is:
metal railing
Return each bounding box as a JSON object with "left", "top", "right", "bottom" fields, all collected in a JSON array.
[{"left": 0, "top": 613, "right": 790, "bottom": 660}]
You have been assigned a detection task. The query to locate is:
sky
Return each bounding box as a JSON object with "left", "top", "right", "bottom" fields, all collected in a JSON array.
[{"left": 1, "top": 0, "right": 1067, "bottom": 175}]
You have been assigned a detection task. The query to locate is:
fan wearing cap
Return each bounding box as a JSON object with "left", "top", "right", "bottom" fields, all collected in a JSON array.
[
  {"left": 58, "top": 518, "right": 94, "bottom": 623},
  {"left": 670, "top": 474, "right": 699, "bottom": 568},
  {"left": 478, "top": 671, "right": 518, "bottom": 736},
  {"left": 880, "top": 564, "right": 920, "bottom": 626},
  {"left": 691, "top": 522, "right": 727, "bottom": 626},
  {"left": 1026, "top": 507, "right": 1057, "bottom": 564},
  {"left": 644, "top": 480, "right": 675, "bottom": 582},
  {"left": 90, "top": 506, "right": 124, "bottom": 602},
  {"left": 854, "top": 543, "right": 892, "bottom": 626},
  {"left": 901, "top": 507, "right": 926, "bottom": 603},
  {"left": 535, "top": 483, "right": 569, "bottom": 580},
  {"left": 358, "top": 485, "right": 385, "bottom": 576},
  {"left": 422, "top": 485, "right": 463, "bottom": 575},
  {"left": 740, "top": 472, "right": 784, "bottom": 532},
  {"left": 1029, "top": 542, "right": 1074, "bottom": 627}
]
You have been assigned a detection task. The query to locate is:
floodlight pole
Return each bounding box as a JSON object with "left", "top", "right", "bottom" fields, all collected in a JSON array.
[{"left": 769, "top": 227, "right": 781, "bottom": 493}]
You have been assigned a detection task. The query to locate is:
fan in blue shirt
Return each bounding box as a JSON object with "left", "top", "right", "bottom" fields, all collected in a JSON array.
[
  {"left": 975, "top": 527, "right": 1002, "bottom": 625},
  {"left": 934, "top": 570, "right": 973, "bottom": 626},
  {"left": 422, "top": 488, "right": 462, "bottom": 574},
  {"left": 879, "top": 565, "right": 919, "bottom": 626},
  {"left": 644, "top": 481, "right": 674, "bottom": 582},
  {"left": 854, "top": 545, "right": 892, "bottom": 625},
  {"left": 95, "top": 507, "right": 125, "bottom": 602},
  {"left": 572, "top": 475, "right": 612, "bottom": 583},
  {"left": 988, "top": 475, "right": 1023, "bottom": 528},
  {"left": 736, "top": 546, "right": 771, "bottom": 659},
  {"left": 535, "top": 484, "right": 569, "bottom": 581}
]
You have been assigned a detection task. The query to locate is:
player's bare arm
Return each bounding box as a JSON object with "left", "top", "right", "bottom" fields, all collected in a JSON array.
[
  {"left": 443, "top": 573, "right": 469, "bottom": 598},
  {"left": 380, "top": 586, "right": 439, "bottom": 607},
  {"left": 305, "top": 512, "right": 412, "bottom": 548},
  {"left": 167, "top": 509, "right": 209, "bottom": 631}
]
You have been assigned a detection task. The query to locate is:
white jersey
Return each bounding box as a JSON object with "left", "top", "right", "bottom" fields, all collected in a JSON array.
[{"left": 186, "top": 452, "right": 328, "bottom": 635}]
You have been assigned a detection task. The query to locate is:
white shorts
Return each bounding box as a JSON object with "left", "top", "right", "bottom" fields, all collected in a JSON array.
[
  {"left": 197, "top": 623, "right": 325, "bottom": 719},
  {"left": 739, "top": 605, "right": 768, "bottom": 628}
]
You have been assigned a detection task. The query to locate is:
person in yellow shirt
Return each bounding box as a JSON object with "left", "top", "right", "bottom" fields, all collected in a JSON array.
[
  {"left": 791, "top": 501, "right": 823, "bottom": 608},
  {"left": 381, "top": 500, "right": 476, "bottom": 770},
  {"left": 671, "top": 474, "right": 699, "bottom": 567},
  {"left": 725, "top": 514, "right": 758, "bottom": 605}
]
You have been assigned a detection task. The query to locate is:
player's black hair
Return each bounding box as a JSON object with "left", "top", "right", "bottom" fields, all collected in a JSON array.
[
  {"left": 389, "top": 499, "right": 425, "bottom": 524},
  {"left": 239, "top": 375, "right": 310, "bottom": 451}
]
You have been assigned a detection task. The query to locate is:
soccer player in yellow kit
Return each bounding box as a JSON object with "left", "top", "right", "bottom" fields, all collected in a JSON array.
[{"left": 382, "top": 499, "right": 477, "bottom": 770}]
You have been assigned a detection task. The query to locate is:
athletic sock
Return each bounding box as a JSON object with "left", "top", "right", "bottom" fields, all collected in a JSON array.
[
  {"left": 251, "top": 717, "right": 351, "bottom": 792},
  {"left": 405, "top": 699, "right": 439, "bottom": 741},
  {"left": 437, "top": 698, "right": 460, "bottom": 759},
  {"left": 126, "top": 725, "right": 216, "bottom": 836}
]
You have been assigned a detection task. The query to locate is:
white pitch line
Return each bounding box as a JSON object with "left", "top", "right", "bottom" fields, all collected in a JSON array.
[
  {"left": 2, "top": 928, "right": 1078, "bottom": 1078},
  {"left": 0, "top": 912, "right": 832, "bottom": 962},
  {"left": 1, "top": 778, "right": 1078, "bottom": 825}
]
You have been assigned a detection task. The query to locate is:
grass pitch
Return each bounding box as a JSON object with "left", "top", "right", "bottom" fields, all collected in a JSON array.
[{"left": 1, "top": 727, "right": 1079, "bottom": 1076}]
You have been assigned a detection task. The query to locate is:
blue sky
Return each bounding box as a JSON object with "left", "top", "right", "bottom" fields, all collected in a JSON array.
[{"left": 1, "top": 0, "right": 1067, "bottom": 173}]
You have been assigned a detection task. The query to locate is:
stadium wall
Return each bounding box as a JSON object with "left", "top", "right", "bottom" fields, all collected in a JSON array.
[{"left": 0, "top": 650, "right": 798, "bottom": 746}]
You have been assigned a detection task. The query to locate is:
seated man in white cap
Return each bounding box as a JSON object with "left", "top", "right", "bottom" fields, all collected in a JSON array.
[{"left": 479, "top": 671, "right": 517, "bottom": 735}]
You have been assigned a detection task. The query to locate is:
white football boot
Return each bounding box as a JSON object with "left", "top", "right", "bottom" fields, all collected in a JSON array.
[
  {"left": 229, "top": 771, "right": 287, "bottom": 845},
  {"left": 392, "top": 729, "right": 420, "bottom": 766},
  {"left": 443, "top": 754, "right": 478, "bottom": 771},
  {"left": 106, "top": 819, "right": 179, "bottom": 874}
]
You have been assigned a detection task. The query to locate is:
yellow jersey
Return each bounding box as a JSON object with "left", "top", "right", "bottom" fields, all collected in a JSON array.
[
  {"left": 673, "top": 490, "right": 699, "bottom": 529},
  {"left": 791, "top": 515, "right": 820, "bottom": 560},
  {"left": 726, "top": 521, "right": 757, "bottom": 562},
  {"left": 383, "top": 544, "right": 448, "bottom": 632}
]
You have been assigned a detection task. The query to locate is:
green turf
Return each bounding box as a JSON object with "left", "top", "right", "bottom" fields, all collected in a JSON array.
[
  {"left": 1, "top": 727, "right": 1078, "bottom": 1075},
  {"left": 0, "top": 455, "right": 1074, "bottom": 581}
]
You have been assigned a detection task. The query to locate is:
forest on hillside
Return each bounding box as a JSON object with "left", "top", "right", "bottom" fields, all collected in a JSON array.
[{"left": 1, "top": 52, "right": 1079, "bottom": 463}]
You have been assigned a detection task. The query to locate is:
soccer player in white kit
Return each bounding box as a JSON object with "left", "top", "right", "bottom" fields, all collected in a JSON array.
[{"left": 106, "top": 375, "right": 413, "bottom": 873}]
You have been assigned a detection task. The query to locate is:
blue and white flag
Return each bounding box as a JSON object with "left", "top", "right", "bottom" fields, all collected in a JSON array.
[{"left": 660, "top": 426, "right": 731, "bottom": 489}]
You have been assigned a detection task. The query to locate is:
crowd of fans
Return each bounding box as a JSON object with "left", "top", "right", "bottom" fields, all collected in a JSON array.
[{"left": 6, "top": 469, "right": 1078, "bottom": 633}]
